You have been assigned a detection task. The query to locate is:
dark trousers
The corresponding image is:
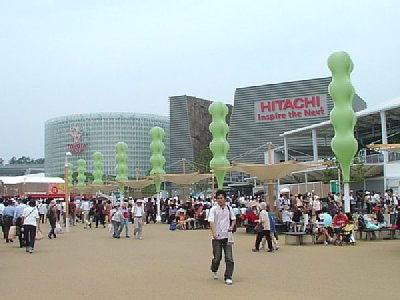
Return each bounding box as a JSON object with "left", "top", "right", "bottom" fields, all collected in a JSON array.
[
  {"left": 16, "top": 217, "right": 24, "bottom": 247},
  {"left": 255, "top": 230, "right": 272, "bottom": 250},
  {"left": 24, "top": 225, "right": 36, "bottom": 249},
  {"left": 211, "top": 238, "right": 234, "bottom": 280},
  {"left": 39, "top": 214, "right": 45, "bottom": 224},
  {"left": 49, "top": 219, "right": 56, "bottom": 238},
  {"left": 2, "top": 216, "right": 13, "bottom": 241},
  {"left": 95, "top": 214, "right": 105, "bottom": 228}
]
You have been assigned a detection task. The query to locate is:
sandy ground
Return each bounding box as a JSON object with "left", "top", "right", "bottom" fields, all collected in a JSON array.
[{"left": 0, "top": 222, "right": 399, "bottom": 300}]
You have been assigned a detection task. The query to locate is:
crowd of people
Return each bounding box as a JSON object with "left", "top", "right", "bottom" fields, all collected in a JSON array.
[{"left": 2, "top": 187, "right": 400, "bottom": 286}]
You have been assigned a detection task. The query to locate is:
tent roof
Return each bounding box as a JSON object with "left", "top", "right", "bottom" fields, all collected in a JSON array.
[
  {"left": 0, "top": 173, "right": 64, "bottom": 185},
  {"left": 155, "top": 172, "right": 213, "bottom": 185}
]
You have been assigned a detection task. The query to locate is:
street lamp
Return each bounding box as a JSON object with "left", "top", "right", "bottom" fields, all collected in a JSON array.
[{"left": 64, "top": 152, "right": 72, "bottom": 232}]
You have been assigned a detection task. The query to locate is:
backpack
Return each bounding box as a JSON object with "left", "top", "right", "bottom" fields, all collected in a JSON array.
[{"left": 358, "top": 215, "right": 366, "bottom": 230}]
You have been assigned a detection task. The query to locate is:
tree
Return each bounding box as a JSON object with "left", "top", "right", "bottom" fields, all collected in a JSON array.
[
  {"left": 194, "top": 147, "right": 213, "bottom": 174},
  {"left": 8, "top": 156, "right": 44, "bottom": 164}
]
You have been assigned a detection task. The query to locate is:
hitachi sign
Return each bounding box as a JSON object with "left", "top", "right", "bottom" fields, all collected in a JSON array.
[{"left": 254, "top": 94, "right": 328, "bottom": 122}]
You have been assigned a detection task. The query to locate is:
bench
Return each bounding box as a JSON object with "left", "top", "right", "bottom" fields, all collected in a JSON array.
[
  {"left": 380, "top": 227, "right": 397, "bottom": 240},
  {"left": 284, "top": 232, "right": 306, "bottom": 245},
  {"left": 358, "top": 228, "right": 382, "bottom": 240}
]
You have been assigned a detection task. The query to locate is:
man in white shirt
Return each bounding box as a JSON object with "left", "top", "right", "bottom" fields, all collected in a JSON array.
[
  {"left": 81, "top": 199, "right": 91, "bottom": 229},
  {"left": 208, "top": 190, "right": 236, "bottom": 285},
  {"left": 132, "top": 199, "right": 145, "bottom": 239}
]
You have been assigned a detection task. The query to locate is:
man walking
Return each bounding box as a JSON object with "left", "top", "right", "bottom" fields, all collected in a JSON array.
[
  {"left": 14, "top": 198, "right": 27, "bottom": 248},
  {"left": 132, "top": 199, "right": 145, "bottom": 239},
  {"left": 208, "top": 190, "right": 236, "bottom": 285},
  {"left": 81, "top": 198, "right": 91, "bottom": 229}
]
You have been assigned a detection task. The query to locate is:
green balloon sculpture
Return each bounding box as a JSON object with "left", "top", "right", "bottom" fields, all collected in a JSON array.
[
  {"left": 328, "top": 51, "right": 358, "bottom": 183},
  {"left": 149, "top": 127, "right": 166, "bottom": 193},
  {"left": 115, "top": 142, "right": 128, "bottom": 198},
  {"left": 68, "top": 163, "right": 73, "bottom": 190},
  {"left": 209, "top": 101, "right": 230, "bottom": 190},
  {"left": 77, "top": 159, "right": 86, "bottom": 191},
  {"left": 93, "top": 152, "right": 104, "bottom": 185}
]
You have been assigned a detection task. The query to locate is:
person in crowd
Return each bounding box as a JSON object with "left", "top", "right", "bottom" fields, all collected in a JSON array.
[
  {"left": 119, "top": 201, "right": 130, "bottom": 238},
  {"left": 38, "top": 200, "right": 47, "bottom": 224},
  {"left": 281, "top": 204, "right": 292, "bottom": 231},
  {"left": 168, "top": 204, "right": 177, "bottom": 224},
  {"left": 253, "top": 202, "right": 273, "bottom": 252},
  {"left": 94, "top": 200, "right": 105, "bottom": 228},
  {"left": 177, "top": 209, "right": 187, "bottom": 230},
  {"left": 22, "top": 199, "right": 40, "bottom": 253},
  {"left": 81, "top": 198, "right": 91, "bottom": 229},
  {"left": 186, "top": 204, "right": 196, "bottom": 230},
  {"left": 319, "top": 207, "right": 334, "bottom": 245},
  {"left": 246, "top": 203, "right": 258, "bottom": 225},
  {"left": 56, "top": 200, "right": 62, "bottom": 221},
  {"left": 69, "top": 199, "right": 76, "bottom": 226},
  {"left": 47, "top": 200, "right": 57, "bottom": 239},
  {"left": 0, "top": 198, "right": 4, "bottom": 236},
  {"left": 2, "top": 200, "right": 15, "bottom": 243},
  {"left": 14, "top": 198, "right": 27, "bottom": 248},
  {"left": 292, "top": 206, "right": 302, "bottom": 232},
  {"left": 333, "top": 208, "right": 348, "bottom": 241},
  {"left": 374, "top": 206, "right": 387, "bottom": 226},
  {"left": 313, "top": 196, "right": 322, "bottom": 218},
  {"left": 145, "top": 199, "right": 156, "bottom": 224},
  {"left": 132, "top": 199, "right": 145, "bottom": 239},
  {"left": 349, "top": 191, "right": 356, "bottom": 213},
  {"left": 111, "top": 203, "right": 122, "bottom": 239},
  {"left": 106, "top": 200, "right": 112, "bottom": 224},
  {"left": 208, "top": 190, "right": 236, "bottom": 285}
]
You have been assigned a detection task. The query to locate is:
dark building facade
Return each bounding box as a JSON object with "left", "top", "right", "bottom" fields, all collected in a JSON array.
[
  {"left": 169, "top": 95, "right": 232, "bottom": 173},
  {"left": 227, "top": 77, "right": 367, "bottom": 162}
]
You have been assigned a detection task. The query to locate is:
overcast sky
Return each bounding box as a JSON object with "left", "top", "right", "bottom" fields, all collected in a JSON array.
[{"left": 1, "top": 0, "right": 399, "bottom": 161}]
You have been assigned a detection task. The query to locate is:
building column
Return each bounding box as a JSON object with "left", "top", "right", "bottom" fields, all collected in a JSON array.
[
  {"left": 381, "top": 110, "right": 388, "bottom": 191},
  {"left": 283, "top": 136, "right": 289, "bottom": 161},
  {"left": 312, "top": 129, "right": 318, "bottom": 162}
]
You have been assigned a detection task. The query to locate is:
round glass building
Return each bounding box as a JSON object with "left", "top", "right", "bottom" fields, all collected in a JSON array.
[{"left": 45, "top": 113, "right": 169, "bottom": 177}]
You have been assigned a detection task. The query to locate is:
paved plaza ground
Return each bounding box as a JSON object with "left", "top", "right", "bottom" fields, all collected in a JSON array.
[{"left": 1, "top": 222, "right": 399, "bottom": 300}]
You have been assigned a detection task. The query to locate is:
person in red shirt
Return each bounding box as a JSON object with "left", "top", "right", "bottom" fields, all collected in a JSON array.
[
  {"left": 246, "top": 204, "right": 258, "bottom": 225},
  {"left": 333, "top": 209, "right": 348, "bottom": 240}
]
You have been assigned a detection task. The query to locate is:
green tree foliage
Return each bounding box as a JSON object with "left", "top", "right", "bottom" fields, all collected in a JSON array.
[
  {"left": 8, "top": 156, "right": 44, "bottom": 164},
  {"left": 194, "top": 147, "right": 213, "bottom": 174}
]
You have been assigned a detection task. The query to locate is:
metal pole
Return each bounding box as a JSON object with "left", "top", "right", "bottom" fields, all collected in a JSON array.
[
  {"left": 380, "top": 110, "right": 388, "bottom": 191},
  {"left": 182, "top": 158, "right": 186, "bottom": 205},
  {"left": 312, "top": 128, "right": 318, "bottom": 162},
  {"left": 64, "top": 153, "right": 71, "bottom": 232},
  {"left": 267, "top": 143, "right": 274, "bottom": 211},
  {"left": 283, "top": 135, "right": 289, "bottom": 161},
  {"left": 211, "top": 173, "right": 215, "bottom": 205}
]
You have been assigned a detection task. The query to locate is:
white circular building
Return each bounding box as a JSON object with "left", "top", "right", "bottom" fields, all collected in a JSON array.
[{"left": 45, "top": 112, "right": 169, "bottom": 177}]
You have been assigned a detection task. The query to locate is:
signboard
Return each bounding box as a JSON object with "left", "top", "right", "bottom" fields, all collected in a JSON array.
[
  {"left": 48, "top": 183, "right": 65, "bottom": 195},
  {"left": 68, "top": 125, "right": 88, "bottom": 154},
  {"left": 255, "top": 94, "right": 328, "bottom": 122}
]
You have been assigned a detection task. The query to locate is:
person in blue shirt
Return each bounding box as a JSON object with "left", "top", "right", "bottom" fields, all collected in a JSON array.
[
  {"left": 319, "top": 207, "right": 333, "bottom": 245},
  {"left": 2, "top": 200, "right": 16, "bottom": 243}
]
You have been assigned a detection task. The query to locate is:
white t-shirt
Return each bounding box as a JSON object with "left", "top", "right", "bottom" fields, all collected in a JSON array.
[
  {"left": 38, "top": 203, "right": 47, "bottom": 214},
  {"left": 132, "top": 205, "right": 144, "bottom": 217},
  {"left": 0, "top": 203, "right": 5, "bottom": 215},
  {"left": 208, "top": 205, "right": 236, "bottom": 240},
  {"left": 22, "top": 207, "right": 39, "bottom": 226},
  {"left": 81, "top": 201, "right": 90, "bottom": 212}
]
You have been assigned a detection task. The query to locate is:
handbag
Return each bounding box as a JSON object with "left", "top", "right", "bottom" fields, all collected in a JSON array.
[
  {"left": 8, "top": 225, "right": 17, "bottom": 240},
  {"left": 255, "top": 222, "right": 264, "bottom": 233},
  {"left": 35, "top": 230, "right": 43, "bottom": 240}
]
